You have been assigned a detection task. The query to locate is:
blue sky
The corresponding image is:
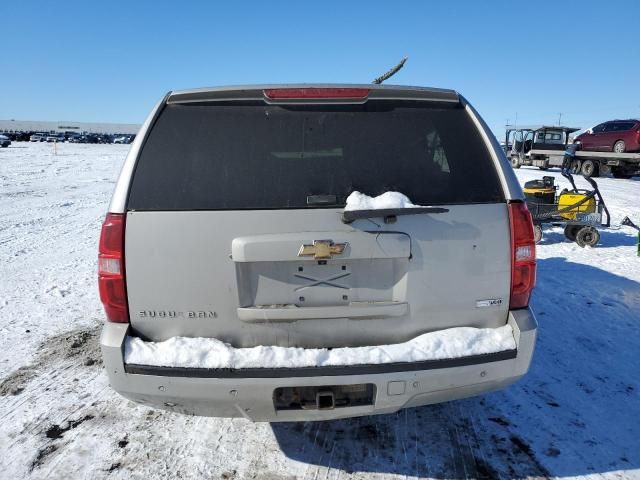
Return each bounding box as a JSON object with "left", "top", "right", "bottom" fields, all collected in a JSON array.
[{"left": 1, "top": 0, "right": 639, "bottom": 136}]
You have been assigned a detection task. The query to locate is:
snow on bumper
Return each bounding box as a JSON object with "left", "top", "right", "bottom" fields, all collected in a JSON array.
[
  {"left": 100, "top": 309, "right": 537, "bottom": 422},
  {"left": 124, "top": 325, "right": 516, "bottom": 370}
]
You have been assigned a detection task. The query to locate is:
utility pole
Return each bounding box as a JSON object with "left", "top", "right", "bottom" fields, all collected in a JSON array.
[{"left": 558, "top": 113, "right": 562, "bottom": 125}]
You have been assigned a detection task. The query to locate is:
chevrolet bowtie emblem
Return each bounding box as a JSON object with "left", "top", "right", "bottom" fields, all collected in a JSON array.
[{"left": 298, "top": 240, "right": 347, "bottom": 260}]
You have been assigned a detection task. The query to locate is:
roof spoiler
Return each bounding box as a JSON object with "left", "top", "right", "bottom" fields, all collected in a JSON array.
[{"left": 166, "top": 84, "right": 459, "bottom": 105}]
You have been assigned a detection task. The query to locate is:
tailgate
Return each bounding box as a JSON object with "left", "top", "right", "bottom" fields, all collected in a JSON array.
[
  {"left": 125, "top": 205, "right": 510, "bottom": 347},
  {"left": 122, "top": 93, "right": 510, "bottom": 348}
]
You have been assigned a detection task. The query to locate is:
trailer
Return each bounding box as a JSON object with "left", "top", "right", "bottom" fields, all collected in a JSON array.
[{"left": 506, "top": 125, "right": 640, "bottom": 178}]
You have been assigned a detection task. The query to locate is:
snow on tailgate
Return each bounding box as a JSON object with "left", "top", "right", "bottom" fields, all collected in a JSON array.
[{"left": 124, "top": 325, "right": 515, "bottom": 369}]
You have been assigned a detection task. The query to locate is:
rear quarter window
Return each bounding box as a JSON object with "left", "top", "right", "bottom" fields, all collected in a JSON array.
[
  {"left": 127, "top": 101, "right": 504, "bottom": 210},
  {"left": 614, "top": 122, "right": 635, "bottom": 131}
]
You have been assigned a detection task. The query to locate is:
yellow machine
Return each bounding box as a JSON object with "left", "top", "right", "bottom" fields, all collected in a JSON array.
[
  {"left": 523, "top": 184, "right": 555, "bottom": 204},
  {"left": 557, "top": 191, "right": 596, "bottom": 220},
  {"left": 523, "top": 173, "right": 610, "bottom": 247}
]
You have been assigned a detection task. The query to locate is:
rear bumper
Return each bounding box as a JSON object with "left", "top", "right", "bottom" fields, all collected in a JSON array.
[{"left": 100, "top": 309, "right": 537, "bottom": 422}]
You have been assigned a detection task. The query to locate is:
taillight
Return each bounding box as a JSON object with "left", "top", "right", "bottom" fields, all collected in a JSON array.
[
  {"left": 508, "top": 202, "right": 536, "bottom": 309},
  {"left": 98, "top": 213, "right": 129, "bottom": 322},
  {"left": 263, "top": 88, "right": 369, "bottom": 100}
]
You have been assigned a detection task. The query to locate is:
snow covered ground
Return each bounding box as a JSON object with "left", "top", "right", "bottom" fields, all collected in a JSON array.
[{"left": 0, "top": 142, "right": 639, "bottom": 479}]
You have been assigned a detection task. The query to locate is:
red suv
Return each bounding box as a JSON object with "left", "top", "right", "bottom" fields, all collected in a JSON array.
[{"left": 574, "top": 119, "right": 640, "bottom": 153}]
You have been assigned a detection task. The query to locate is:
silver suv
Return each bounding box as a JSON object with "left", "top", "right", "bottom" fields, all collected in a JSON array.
[{"left": 99, "top": 85, "right": 537, "bottom": 421}]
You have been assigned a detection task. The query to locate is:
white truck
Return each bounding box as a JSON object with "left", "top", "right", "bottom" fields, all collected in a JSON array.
[{"left": 506, "top": 125, "right": 640, "bottom": 178}]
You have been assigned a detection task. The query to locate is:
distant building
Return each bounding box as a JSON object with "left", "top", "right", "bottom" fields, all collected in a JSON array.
[{"left": 0, "top": 119, "right": 140, "bottom": 135}]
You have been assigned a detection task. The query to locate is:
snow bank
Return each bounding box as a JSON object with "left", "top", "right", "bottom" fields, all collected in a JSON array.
[
  {"left": 344, "top": 191, "right": 421, "bottom": 211},
  {"left": 124, "top": 325, "right": 515, "bottom": 369}
]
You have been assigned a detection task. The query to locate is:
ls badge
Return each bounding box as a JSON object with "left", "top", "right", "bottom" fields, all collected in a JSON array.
[{"left": 476, "top": 298, "right": 504, "bottom": 308}]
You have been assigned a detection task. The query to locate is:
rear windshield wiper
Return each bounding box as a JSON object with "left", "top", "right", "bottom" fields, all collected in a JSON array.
[{"left": 342, "top": 207, "right": 449, "bottom": 224}]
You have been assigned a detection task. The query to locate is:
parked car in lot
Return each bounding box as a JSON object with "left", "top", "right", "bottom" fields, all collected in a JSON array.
[
  {"left": 112, "top": 135, "right": 130, "bottom": 144},
  {"left": 99, "top": 84, "right": 538, "bottom": 421},
  {"left": 14, "top": 131, "right": 31, "bottom": 142},
  {"left": 0, "top": 134, "right": 11, "bottom": 147},
  {"left": 30, "top": 133, "right": 46, "bottom": 142},
  {"left": 574, "top": 119, "right": 640, "bottom": 153},
  {"left": 46, "top": 134, "right": 65, "bottom": 143}
]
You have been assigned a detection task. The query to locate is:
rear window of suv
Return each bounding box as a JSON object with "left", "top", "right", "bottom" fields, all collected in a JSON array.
[{"left": 127, "top": 101, "right": 504, "bottom": 210}]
